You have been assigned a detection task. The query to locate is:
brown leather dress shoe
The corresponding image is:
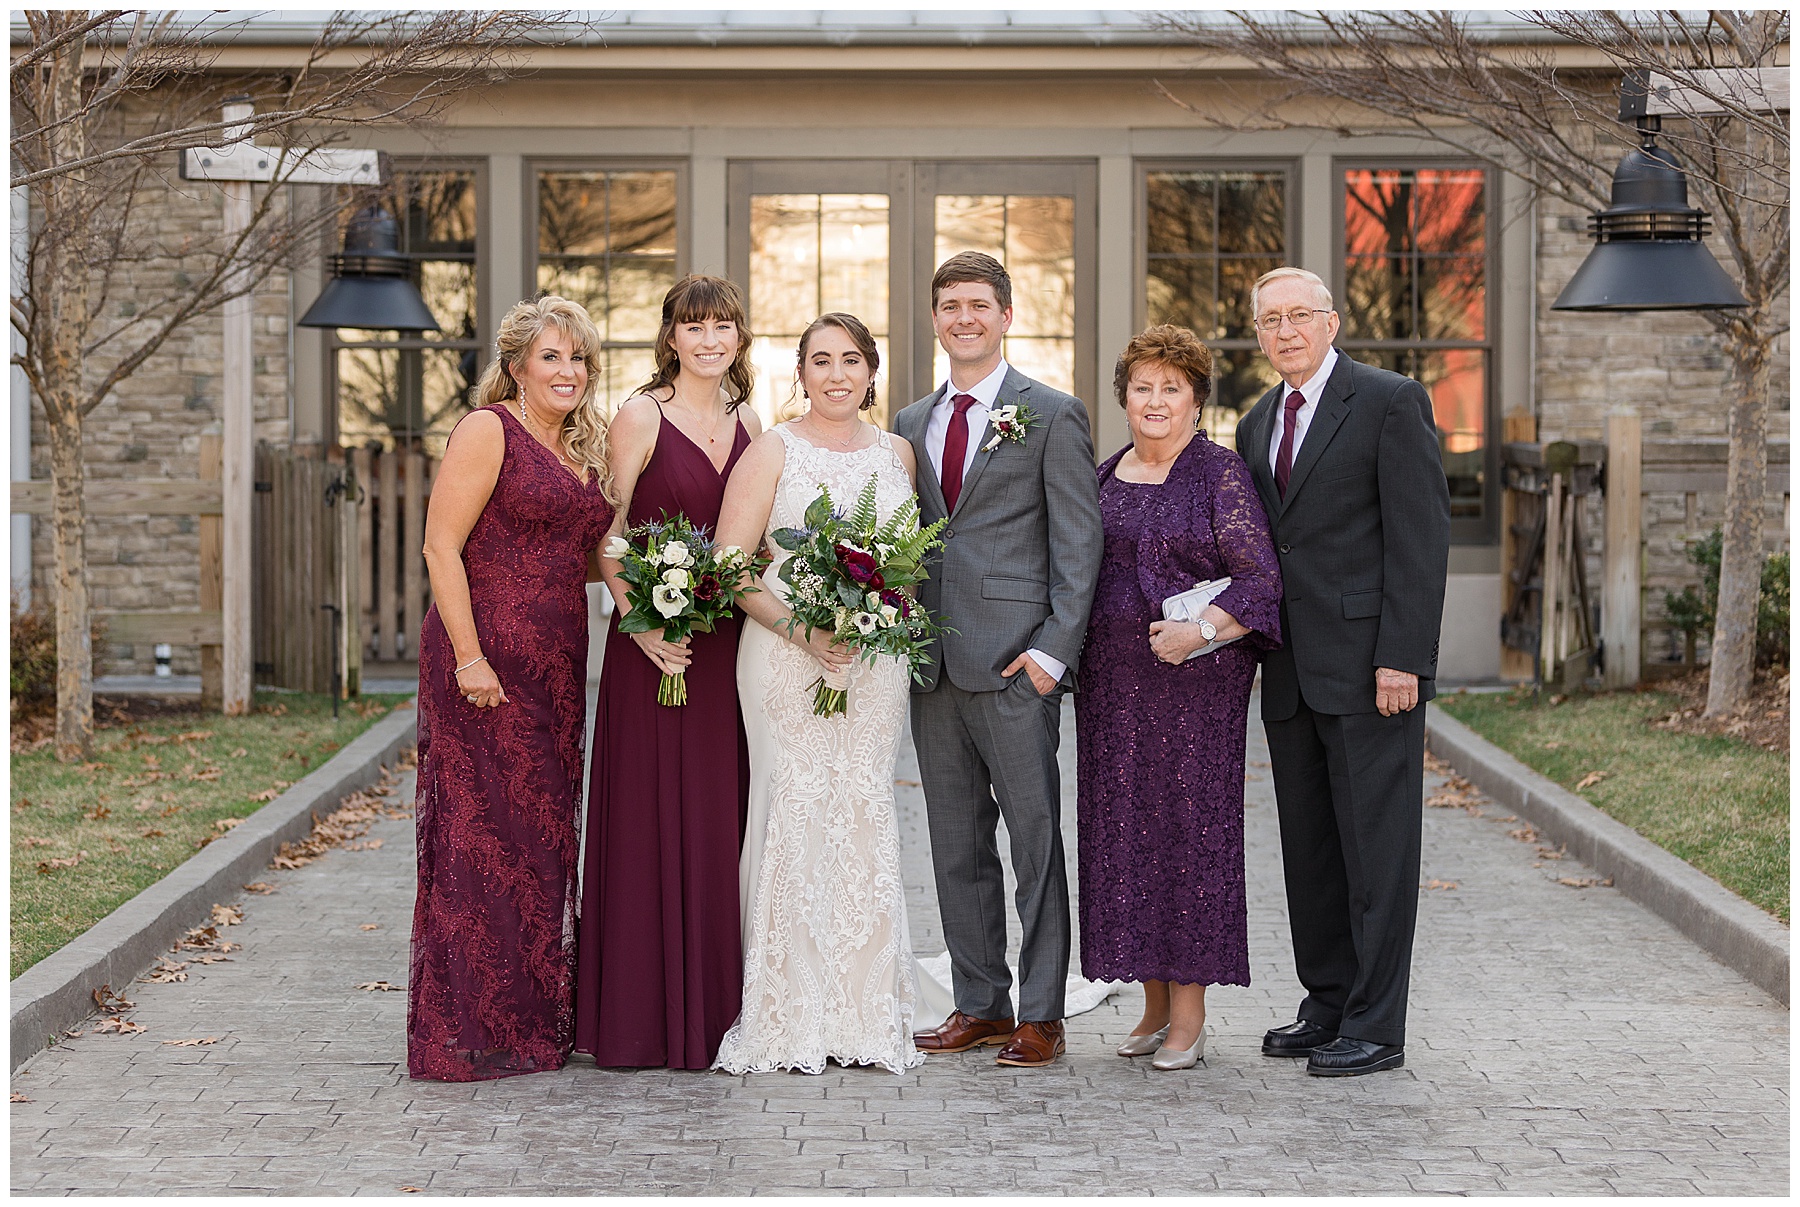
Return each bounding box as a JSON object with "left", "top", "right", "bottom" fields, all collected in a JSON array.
[
  {"left": 913, "top": 1010, "right": 1015, "bottom": 1053},
  {"left": 995, "top": 1020, "right": 1065, "bottom": 1067}
]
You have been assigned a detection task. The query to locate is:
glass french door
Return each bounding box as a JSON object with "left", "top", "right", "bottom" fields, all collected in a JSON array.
[{"left": 728, "top": 161, "right": 1095, "bottom": 429}]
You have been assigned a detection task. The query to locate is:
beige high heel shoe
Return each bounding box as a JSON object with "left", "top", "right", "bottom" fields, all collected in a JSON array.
[
  {"left": 1151, "top": 1028, "right": 1207, "bottom": 1070},
  {"left": 1115, "top": 1025, "right": 1170, "bottom": 1058}
]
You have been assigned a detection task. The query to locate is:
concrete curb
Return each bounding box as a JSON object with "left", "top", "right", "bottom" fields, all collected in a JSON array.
[
  {"left": 1425, "top": 704, "right": 1789, "bottom": 1007},
  {"left": 9, "top": 704, "right": 419, "bottom": 1070}
]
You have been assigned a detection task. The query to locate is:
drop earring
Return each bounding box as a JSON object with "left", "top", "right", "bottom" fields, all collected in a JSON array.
[{"left": 518, "top": 392, "right": 528, "bottom": 425}]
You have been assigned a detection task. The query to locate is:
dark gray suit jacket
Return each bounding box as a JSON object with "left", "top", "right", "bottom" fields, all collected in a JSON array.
[
  {"left": 1235, "top": 353, "right": 1451, "bottom": 720},
  {"left": 894, "top": 367, "right": 1103, "bottom": 694}
]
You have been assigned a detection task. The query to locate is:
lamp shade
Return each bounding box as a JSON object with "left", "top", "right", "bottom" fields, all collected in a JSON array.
[
  {"left": 1553, "top": 136, "right": 1747, "bottom": 311},
  {"left": 297, "top": 205, "right": 441, "bottom": 331}
]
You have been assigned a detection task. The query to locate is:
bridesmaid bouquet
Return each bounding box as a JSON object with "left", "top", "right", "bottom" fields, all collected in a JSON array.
[
  {"left": 772, "top": 477, "right": 950, "bottom": 717},
  {"left": 605, "top": 516, "right": 762, "bottom": 707}
]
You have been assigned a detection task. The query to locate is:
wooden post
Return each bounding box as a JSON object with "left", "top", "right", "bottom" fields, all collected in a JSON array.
[
  {"left": 403, "top": 448, "right": 424, "bottom": 660},
  {"left": 340, "top": 456, "right": 362, "bottom": 696},
  {"left": 198, "top": 434, "right": 223, "bottom": 710},
  {"left": 353, "top": 446, "right": 373, "bottom": 660},
  {"left": 378, "top": 448, "right": 399, "bottom": 660},
  {"left": 219, "top": 99, "right": 255, "bottom": 715},
  {"left": 1602, "top": 411, "right": 1643, "bottom": 689},
  {"left": 1539, "top": 472, "right": 1563, "bottom": 685}
]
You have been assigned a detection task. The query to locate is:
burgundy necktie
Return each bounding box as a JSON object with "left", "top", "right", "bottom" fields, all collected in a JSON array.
[
  {"left": 941, "top": 393, "right": 977, "bottom": 513},
  {"left": 1274, "top": 390, "right": 1305, "bottom": 499}
]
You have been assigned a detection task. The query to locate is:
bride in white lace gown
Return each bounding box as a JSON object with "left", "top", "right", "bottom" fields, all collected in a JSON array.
[{"left": 711, "top": 315, "right": 927, "bottom": 1075}]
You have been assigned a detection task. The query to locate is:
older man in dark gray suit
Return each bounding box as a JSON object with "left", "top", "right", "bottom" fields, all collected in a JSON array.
[
  {"left": 894, "top": 252, "right": 1102, "bottom": 1069},
  {"left": 1235, "top": 266, "right": 1450, "bottom": 1077}
]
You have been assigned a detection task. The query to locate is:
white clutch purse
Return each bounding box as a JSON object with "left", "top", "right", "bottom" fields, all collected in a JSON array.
[{"left": 1161, "top": 577, "right": 1243, "bottom": 661}]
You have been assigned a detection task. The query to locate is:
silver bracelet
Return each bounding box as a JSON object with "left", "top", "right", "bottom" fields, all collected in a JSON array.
[{"left": 454, "top": 655, "right": 487, "bottom": 675}]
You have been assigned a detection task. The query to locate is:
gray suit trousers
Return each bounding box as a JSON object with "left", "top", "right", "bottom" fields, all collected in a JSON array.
[{"left": 911, "top": 674, "right": 1071, "bottom": 1023}]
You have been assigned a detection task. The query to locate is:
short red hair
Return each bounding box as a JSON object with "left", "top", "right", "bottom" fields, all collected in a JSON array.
[{"left": 1112, "top": 324, "right": 1213, "bottom": 408}]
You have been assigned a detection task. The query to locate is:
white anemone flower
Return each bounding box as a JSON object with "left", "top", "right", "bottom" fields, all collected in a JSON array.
[
  {"left": 852, "top": 611, "right": 879, "bottom": 636},
  {"left": 602, "top": 535, "right": 631, "bottom": 559},
  {"left": 652, "top": 584, "right": 688, "bottom": 618},
  {"left": 662, "top": 567, "right": 691, "bottom": 590}
]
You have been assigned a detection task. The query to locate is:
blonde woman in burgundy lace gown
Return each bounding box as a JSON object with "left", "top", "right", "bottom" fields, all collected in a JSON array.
[{"left": 711, "top": 313, "right": 927, "bottom": 1075}]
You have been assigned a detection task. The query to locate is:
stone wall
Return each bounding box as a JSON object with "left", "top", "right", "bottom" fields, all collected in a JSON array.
[
  {"left": 23, "top": 167, "right": 294, "bottom": 676},
  {"left": 1535, "top": 191, "right": 1789, "bottom": 672}
]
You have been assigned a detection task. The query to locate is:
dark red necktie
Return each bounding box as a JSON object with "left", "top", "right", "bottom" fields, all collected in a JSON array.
[
  {"left": 941, "top": 393, "right": 977, "bottom": 513},
  {"left": 1274, "top": 390, "right": 1305, "bottom": 499}
]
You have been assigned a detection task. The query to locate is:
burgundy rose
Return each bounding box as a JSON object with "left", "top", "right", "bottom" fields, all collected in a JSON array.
[{"left": 694, "top": 573, "right": 723, "bottom": 603}]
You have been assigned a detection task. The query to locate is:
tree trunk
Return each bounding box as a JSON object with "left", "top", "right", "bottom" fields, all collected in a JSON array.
[
  {"left": 1704, "top": 326, "right": 1772, "bottom": 718},
  {"left": 42, "top": 22, "right": 94, "bottom": 760}
]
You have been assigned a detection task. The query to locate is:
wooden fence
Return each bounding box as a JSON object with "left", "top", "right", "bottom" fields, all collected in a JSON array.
[
  {"left": 350, "top": 447, "right": 436, "bottom": 662},
  {"left": 251, "top": 445, "right": 358, "bottom": 696}
]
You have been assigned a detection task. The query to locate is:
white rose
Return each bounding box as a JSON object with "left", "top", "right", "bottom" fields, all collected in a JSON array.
[
  {"left": 866, "top": 591, "right": 882, "bottom": 609},
  {"left": 651, "top": 584, "right": 688, "bottom": 618},
  {"left": 852, "top": 611, "right": 879, "bottom": 636},
  {"left": 718, "top": 544, "right": 745, "bottom": 565},
  {"left": 661, "top": 540, "right": 692, "bottom": 567},
  {"left": 602, "top": 535, "right": 631, "bottom": 559},
  {"left": 662, "top": 567, "right": 690, "bottom": 590},
  {"left": 879, "top": 604, "right": 900, "bottom": 627}
]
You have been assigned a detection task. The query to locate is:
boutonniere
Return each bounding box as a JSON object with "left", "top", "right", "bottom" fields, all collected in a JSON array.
[{"left": 981, "top": 404, "right": 1038, "bottom": 452}]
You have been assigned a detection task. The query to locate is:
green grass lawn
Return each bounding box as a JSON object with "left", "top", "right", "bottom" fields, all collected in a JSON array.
[
  {"left": 1437, "top": 688, "right": 1789, "bottom": 922},
  {"left": 10, "top": 690, "right": 411, "bottom": 977}
]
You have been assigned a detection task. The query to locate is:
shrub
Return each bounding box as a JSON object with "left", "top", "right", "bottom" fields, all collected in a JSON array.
[
  {"left": 10, "top": 596, "right": 58, "bottom": 708},
  {"left": 1664, "top": 528, "right": 1789, "bottom": 668}
]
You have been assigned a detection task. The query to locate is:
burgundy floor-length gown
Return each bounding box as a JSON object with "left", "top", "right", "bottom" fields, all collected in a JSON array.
[
  {"left": 1075, "top": 435, "right": 1282, "bottom": 988},
  {"left": 575, "top": 410, "right": 751, "bottom": 1069},
  {"left": 409, "top": 404, "right": 614, "bottom": 1081}
]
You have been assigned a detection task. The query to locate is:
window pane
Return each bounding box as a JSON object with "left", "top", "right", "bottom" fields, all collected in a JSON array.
[
  {"left": 1216, "top": 173, "right": 1285, "bottom": 254},
  {"left": 1343, "top": 254, "right": 1416, "bottom": 341},
  {"left": 337, "top": 346, "right": 477, "bottom": 458},
  {"left": 935, "top": 194, "right": 1006, "bottom": 259},
  {"left": 1146, "top": 259, "right": 1215, "bottom": 334},
  {"left": 419, "top": 260, "right": 477, "bottom": 342},
  {"left": 537, "top": 261, "right": 605, "bottom": 316},
  {"left": 1000, "top": 337, "right": 1075, "bottom": 398},
  {"left": 818, "top": 195, "right": 890, "bottom": 328},
  {"left": 609, "top": 172, "right": 679, "bottom": 255},
  {"left": 1360, "top": 348, "right": 1487, "bottom": 520},
  {"left": 597, "top": 346, "right": 657, "bottom": 417},
  {"left": 538, "top": 172, "right": 610, "bottom": 257},
  {"left": 400, "top": 171, "right": 477, "bottom": 253},
  {"left": 750, "top": 193, "right": 822, "bottom": 338},
  {"left": 1414, "top": 170, "right": 1486, "bottom": 256},
  {"left": 1217, "top": 256, "right": 1283, "bottom": 340},
  {"left": 606, "top": 257, "right": 677, "bottom": 343},
  {"left": 1343, "top": 167, "right": 1486, "bottom": 340},
  {"left": 1146, "top": 172, "right": 1214, "bottom": 255},
  {"left": 1419, "top": 255, "right": 1486, "bottom": 340},
  {"left": 1208, "top": 348, "right": 1281, "bottom": 426},
  {"left": 932, "top": 193, "right": 1075, "bottom": 393}
]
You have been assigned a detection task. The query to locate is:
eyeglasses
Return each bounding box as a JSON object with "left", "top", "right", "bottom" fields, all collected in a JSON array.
[{"left": 1253, "top": 308, "right": 1332, "bottom": 332}]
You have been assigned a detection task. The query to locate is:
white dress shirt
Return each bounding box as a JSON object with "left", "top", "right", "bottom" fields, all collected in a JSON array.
[
  {"left": 923, "top": 359, "right": 1066, "bottom": 686},
  {"left": 1267, "top": 346, "right": 1340, "bottom": 475}
]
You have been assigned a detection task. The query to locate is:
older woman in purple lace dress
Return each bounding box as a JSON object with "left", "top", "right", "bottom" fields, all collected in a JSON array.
[{"left": 1076, "top": 325, "right": 1282, "bottom": 1072}]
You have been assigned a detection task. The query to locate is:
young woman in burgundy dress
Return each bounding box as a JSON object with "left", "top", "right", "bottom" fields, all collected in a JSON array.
[
  {"left": 410, "top": 296, "right": 616, "bottom": 1081},
  {"left": 574, "top": 275, "right": 763, "bottom": 1069}
]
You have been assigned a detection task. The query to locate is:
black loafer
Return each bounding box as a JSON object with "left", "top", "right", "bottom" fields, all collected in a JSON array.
[
  {"left": 1261, "top": 1019, "right": 1337, "bottom": 1057},
  {"left": 1306, "top": 1036, "right": 1405, "bottom": 1076}
]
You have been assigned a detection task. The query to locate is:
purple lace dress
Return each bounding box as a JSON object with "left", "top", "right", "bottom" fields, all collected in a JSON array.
[{"left": 1075, "top": 436, "right": 1281, "bottom": 987}]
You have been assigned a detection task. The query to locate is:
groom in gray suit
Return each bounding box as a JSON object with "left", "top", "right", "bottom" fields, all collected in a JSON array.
[{"left": 894, "top": 252, "right": 1102, "bottom": 1068}]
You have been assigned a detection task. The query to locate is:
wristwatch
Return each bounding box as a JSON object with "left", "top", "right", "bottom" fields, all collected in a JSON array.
[{"left": 1198, "top": 620, "right": 1218, "bottom": 643}]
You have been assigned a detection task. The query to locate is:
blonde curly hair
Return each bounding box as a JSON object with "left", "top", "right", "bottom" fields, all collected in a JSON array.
[{"left": 473, "top": 295, "right": 614, "bottom": 502}]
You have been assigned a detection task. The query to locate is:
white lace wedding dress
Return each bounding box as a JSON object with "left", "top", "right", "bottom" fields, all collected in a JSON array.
[{"left": 714, "top": 424, "right": 928, "bottom": 1075}]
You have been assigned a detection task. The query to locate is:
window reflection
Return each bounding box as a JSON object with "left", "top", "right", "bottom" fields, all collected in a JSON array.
[
  {"left": 933, "top": 193, "right": 1075, "bottom": 396},
  {"left": 1341, "top": 168, "right": 1491, "bottom": 525},
  {"left": 537, "top": 169, "right": 679, "bottom": 414},
  {"left": 748, "top": 193, "right": 890, "bottom": 427},
  {"left": 332, "top": 169, "right": 480, "bottom": 456}
]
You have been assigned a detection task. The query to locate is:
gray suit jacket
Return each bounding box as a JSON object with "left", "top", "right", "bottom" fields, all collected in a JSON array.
[
  {"left": 1235, "top": 352, "right": 1451, "bottom": 720},
  {"left": 894, "top": 367, "right": 1103, "bottom": 694}
]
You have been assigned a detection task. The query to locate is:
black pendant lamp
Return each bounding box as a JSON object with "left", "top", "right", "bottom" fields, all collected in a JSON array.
[
  {"left": 1553, "top": 75, "right": 1747, "bottom": 311},
  {"left": 297, "top": 205, "right": 441, "bottom": 331}
]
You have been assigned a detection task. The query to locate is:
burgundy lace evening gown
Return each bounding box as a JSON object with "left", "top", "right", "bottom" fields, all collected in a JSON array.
[
  {"left": 574, "top": 411, "right": 751, "bottom": 1069},
  {"left": 408, "top": 404, "right": 614, "bottom": 1081},
  {"left": 1075, "top": 436, "right": 1282, "bottom": 988}
]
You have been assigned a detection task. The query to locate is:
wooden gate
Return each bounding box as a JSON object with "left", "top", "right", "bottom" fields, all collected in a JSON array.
[
  {"left": 349, "top": 447, "right": 435, "bottom": 662},
  {"left": 252, "top": 444, "right": 360, "bottom": 695}
]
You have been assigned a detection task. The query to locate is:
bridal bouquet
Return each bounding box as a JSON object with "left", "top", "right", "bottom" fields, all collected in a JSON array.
[
  {"left": 772, "top": 477, "right": 950, "bottom": 717},
  {"left": 606, "top": 516, "right": 762, "bottom": 707}
]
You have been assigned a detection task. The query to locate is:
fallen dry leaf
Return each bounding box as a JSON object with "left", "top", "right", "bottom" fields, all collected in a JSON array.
[
  {"left": 141, "top": 828, "right": 165, "bottom": 839},
  {"left": 37, "top": 851, "right": 88, "bottom": 874},
  {"left": 211, "top": 904, "right": 244, "bottom": 926},
  {"left": 173, "top": 731, "right": 214, "bottom": 744},
  {"left": 160, "top": 1037, "right": 218, "bottom": 1047},
  {"left": 1508, "top": 826, "right": 1542, "bottom": 844},
  {"left": 243, "top": 881, "right": 277, "bottom": 895},
  {"left": 141, "top": 958, "right": 189, "bottom": 984},
  {"left": 247, "top": 787, "right": 283, "bottom": 802},
  {"left": 93, "top": 1017, "right": 147, "bottom": 1036},
  {"left": 231, "top": 747, "right": 249, "bottom": 758},
  {"left": 360, "top": 924, "right": 381, "bottom": 931},
  {"left": 191, "top": 954, "right": 232, "bottom": 965},
  {"left": 18, "top": 836, "right": 52, "bottom": 848},
  {"left": 1557, "top": 876, "right": 1614, "bottom": 890},
  {"left": 10, "top": 1091, "right": 30, "bottom": 1102},
  {"left": 1541, "top": 740, "right": 1565, "bottom": 750},
  {"left": 83, "top": 803, "right": 112, "bottom": 821},
  {"left": 1421, "top": 878, "right": 1459, "bottom": 891},
  {"left": 212, "top": 817, "right": 244, "bottom": 834},
  {"left": 356, "top": 981, "right": 404, "bottom": 992},
  {"left": 399, "top": 1187, "right": 423, "bottom": 1194},
  {"left": 1574, "top": 770, "right": 1608, "bottom": 791},
  {"left": 93, "top": 984, "right": 136, "bottom": 1013}
]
